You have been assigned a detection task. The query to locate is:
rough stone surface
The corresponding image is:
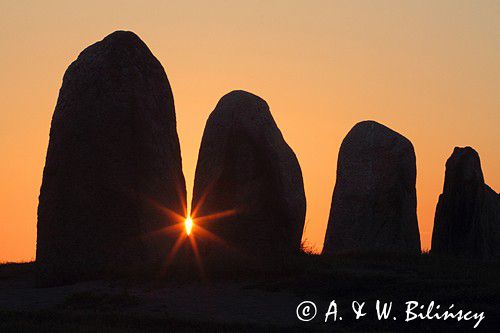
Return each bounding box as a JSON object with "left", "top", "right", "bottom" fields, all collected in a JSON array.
[
  {"left": 37, "top": 31, "right": 186, "bottom": 284},
  {"left": 431, "top": 147, "right": 500, "bottom": 258},
  {"left": 191, "top": 90, "right": 306, "bottom": 262},
  {"left": 323, "top": 121, "right": 421, "bottom": 255}
]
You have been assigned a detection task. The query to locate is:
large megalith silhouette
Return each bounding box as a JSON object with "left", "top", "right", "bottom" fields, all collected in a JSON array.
[
  {"left": 191, "top": 90, "right": 306, "bottom": 263},
  {"left": 323, "top": 121, "right": 421, "bottom": 255},
  {"left": 431, "top": 147, "right": 500, "bottom": 258},
  {"left": 37, "top": 31, "right": 186, "bottom": 284}
]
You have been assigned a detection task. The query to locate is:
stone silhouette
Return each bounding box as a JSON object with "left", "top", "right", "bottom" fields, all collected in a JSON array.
[
  {"left": 323, "top": 121, "right": 421, "bottom": 255},
  {"left": 431, "top": 147, "right": 500, "bottom": 258},
  {"left": 37, "top": 31, "right": 186, "bottom": 284},
  {"left": 191, "top": 90, "right": 306, "bottom": 262}
]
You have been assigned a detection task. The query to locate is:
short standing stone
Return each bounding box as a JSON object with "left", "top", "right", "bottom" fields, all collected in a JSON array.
[{"left": 323, "top": 121, "right": 421, "bottom": 255}]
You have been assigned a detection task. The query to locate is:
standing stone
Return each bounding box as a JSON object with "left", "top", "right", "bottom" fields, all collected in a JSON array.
[
  {"left": 323, "top": 121, "right": 421, "bottom": 255},
  {"left": 191, "top": 91, "right": 306, "bottom": 262},
  {"left": 431, "top": 147, "right": 500, "bottom": 258},
  {"left": 37, "top": 31, "right": 186, "bottom": 284}
]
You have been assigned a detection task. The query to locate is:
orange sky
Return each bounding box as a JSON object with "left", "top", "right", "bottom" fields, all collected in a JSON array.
[{"left": 1, "top": 1, "right": 499, "bottom": 262}]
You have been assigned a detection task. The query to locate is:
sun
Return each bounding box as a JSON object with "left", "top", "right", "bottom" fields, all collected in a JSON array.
[{"left": 185, "top": 216, "right": 194, "bottom": 236}]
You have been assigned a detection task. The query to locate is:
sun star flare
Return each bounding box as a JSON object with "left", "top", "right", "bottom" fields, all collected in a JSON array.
[{"left": 185, "top": 216, "right": 194, "bottom": 236}]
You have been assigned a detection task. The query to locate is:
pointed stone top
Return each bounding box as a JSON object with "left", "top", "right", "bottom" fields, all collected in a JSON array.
[
  {"left": 444, "top": 146, "right": 484, "bottom": 191},
  {"left": 214, "top": 90, "right": 269, "bottom": 114},
  {"left": 102, "top": 30, "right": 142, "bottom": 43},
  {"left": 86, "top": 30, "right": 147, "bottom": 51},
  {"left": 347, "top": 120, "right": 413, "bottom": 147},
  {"left": 70, "top": 30, "right": 156, "bottom": 71}
]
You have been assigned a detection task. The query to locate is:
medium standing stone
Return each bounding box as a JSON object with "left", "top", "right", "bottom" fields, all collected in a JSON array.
[
  {"left": 191, "top": 91, "right": 306, "bottom": 262},
  {"left": 37, "top": 31, "right": 186, "bottom": 284},
  {"left": 323, "top": 121, "right": 421, "bottom": 255}
]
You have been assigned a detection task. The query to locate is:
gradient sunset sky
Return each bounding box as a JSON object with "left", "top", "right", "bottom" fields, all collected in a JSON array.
[{"left": 1, "top": 0, "right": 499, "bottom": 262}]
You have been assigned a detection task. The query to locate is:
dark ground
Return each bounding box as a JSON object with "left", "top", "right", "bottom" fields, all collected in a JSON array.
[{"left": 1, "top": 253, "right": 499, "bottom": 332}]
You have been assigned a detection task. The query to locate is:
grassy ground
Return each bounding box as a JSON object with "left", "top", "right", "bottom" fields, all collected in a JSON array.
[{"left": 1, "top": 253, "right": 499, "bottom": 331}]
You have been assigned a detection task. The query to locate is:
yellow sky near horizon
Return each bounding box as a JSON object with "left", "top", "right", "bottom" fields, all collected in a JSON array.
[{"left": 1, "top": 0, "right": 499, "bottom": 262}]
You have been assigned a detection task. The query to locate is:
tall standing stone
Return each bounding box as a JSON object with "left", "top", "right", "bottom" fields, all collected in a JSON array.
[
  {"left": 431, "top": 147, "right": 500, "bottom": 258},
  {"left": 323, "top": 121, "right": 421, "bottom": 255},
  {"left": 191, "top": 90, "right": 306, "bottom": 262},
  {"left": 37, "top": 31, "right": 186, "bottom": 284}
]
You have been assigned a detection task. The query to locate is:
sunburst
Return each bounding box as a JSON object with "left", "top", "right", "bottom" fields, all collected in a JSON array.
[{"left": 145, "top": 187, "right": 239, "bottom": 278}]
